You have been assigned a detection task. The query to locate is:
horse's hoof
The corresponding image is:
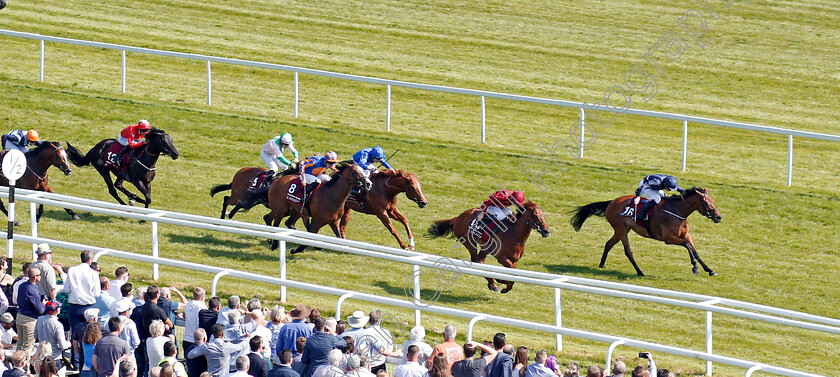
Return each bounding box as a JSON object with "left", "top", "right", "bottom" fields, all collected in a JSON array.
[
  {"left": 599, "top": 264, "right": 606, "bottom": 268},
  {"left": 692, "top": 267, "right": 700, "bottom": 275},
  {"left": 709, "top": 271, "right": 717, "bottom": 277},
  {"left": 71, "top": 215, "right": 80, "bottom": 220},
  {"left": 488, "top": 284, "right": 499, "bottom": 292},
  {"left": 406, "top": 246, "right": 416, "bottom": 251},
  {"left": 290, "top": 247, "right": 305, "bottom": 254},
  {"left": 269, "top": 241, "right": 279, "bottom": 251},
  {"left": 500, "top": 288, "right": 512, "bottom": 294},
  {"left": 128, "top": 199, "right": 135, "bottom": 206}
]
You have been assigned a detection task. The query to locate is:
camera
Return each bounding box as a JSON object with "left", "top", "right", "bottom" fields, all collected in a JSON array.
[{"left": 638, "top": 352, "right": 648, "bottom": 359}]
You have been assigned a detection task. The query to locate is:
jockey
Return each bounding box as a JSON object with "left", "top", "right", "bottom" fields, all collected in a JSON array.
[
  {"left": 477, "top": 190, "right": 525, "bottom": 224},
  {"left": 2, "top": 129, "right": 40, "bottom": 153},
  {"left": 635, "top": 173, "right": 685, "bottom": 220},
  {"left": 116, "top": 119, "right": 151, "bottom": 162},
  {"left": 352, "top": 146, "right": 394, "bottom": 177},
  {"left": 260, "top": 133, "right": 299, "bottom": 179},
  {"left": 299, "top": 151, "right": 340, "bottom": 191}
]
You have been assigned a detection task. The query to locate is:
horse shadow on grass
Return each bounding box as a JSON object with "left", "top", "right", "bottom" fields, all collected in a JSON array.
[
  {"left": 542, "top": 263, "right": 643, "bottom": 280},
  {"left": 167, "top": 234, "right": 276, "bottom": 263},
  {"left": 372, "top": 280, "right": 480, "bottom": 306},
  {"left": 37, "top": 209, "right": 115, "bottom": 223}
]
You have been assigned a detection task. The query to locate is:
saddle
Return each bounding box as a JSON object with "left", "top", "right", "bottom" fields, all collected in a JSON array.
[
  {"left": 619, "top": 197, "right": 654, "bottom": 227},
  {"left": 249, "top": 171, "right": 277, "bottom": 192},
  {"left": 103, "top": 142, "right": 131, "bottom": 176},
  {"left": 468, "top": 215, "right": 505, "bottom": 245}
]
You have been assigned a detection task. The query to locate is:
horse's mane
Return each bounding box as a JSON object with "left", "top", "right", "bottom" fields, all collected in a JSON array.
[
  {"left": 26, "top": 141, "right": 59, "bottom": 156},
  {"left": 375, "top": 169, "right": 410, "bottom": 178},
  {"left": 323, "top": 160, "right": 356, "bottom": 188},
  {"left": 146, "top": 128, "right": 167, "bottom": 139},
  {"left": 662, "top": 187, "right": 706, "bottom": 200},
  {"left": 516, "top": 201, "right": 539, "bottom": 217}
]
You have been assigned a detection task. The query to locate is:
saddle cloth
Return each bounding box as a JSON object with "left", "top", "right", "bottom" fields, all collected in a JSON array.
[
  {"left": 248, "top": 171, "right": 271, "bottom": 192},
  {"left": 102, "top": 142, "right": 128, "bottom": 171},
  {"left": 285, "top": 176, "right": 305, "bottom": 203},
  {"left": 619, "top": 197, "right": 653, "bottom": 226},
  {"left": 468, "top": 217, "right": 501, "bottom": 244}
]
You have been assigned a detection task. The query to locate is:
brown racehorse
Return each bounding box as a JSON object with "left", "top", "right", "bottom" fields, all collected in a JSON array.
[
  {"left": 251, "top": 161, "right": 371, "bottom": 253},
  {"left": 0, "top": 141, "right": 79, "bottom": 222},
  {"left": 66, "top": 128, "right": 179, "bottom": 208},
  {"left": 339, "top": 170, "right": 428, "bottom": 250},
  {"left": 570, "top": 187, "right": 722, "bottom": 276},
  {"left": 210, "top": 166, "right": 297, "bottom": 219},
  {"left": 428, "top": 201, "right": 551, "bottom": 293}
]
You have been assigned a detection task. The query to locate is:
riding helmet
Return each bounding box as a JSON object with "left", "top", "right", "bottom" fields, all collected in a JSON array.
[
  {"left": 663, "top": 175, "right": 679, "bottom": 190},
  {"left": 26, "top": 129, "right": 40, "bottom": 142},
  {"left": 324, "top": 151, "right": 338, "bottom": 163},
  {"left": 138, "top": 119, "right": 151, "bottom": 130},
  {"left": 512, "top": 190, "right": 525, "bottom": 204},
  {"left": 280, "top": 133, "right": 293, "bottom": 145},
  {"left": 370, "top": 146, "right": 385, "bottom": 160}
]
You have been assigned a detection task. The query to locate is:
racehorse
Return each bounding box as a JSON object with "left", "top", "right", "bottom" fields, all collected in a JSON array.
[
  {"left": 249, "top": 161, "right": 371, "bottom": 253},
  {"left": 209, "top": 166, "right": 297, "bottom": 219},
  {"left": 427, "top": 201, "right": 551, "bottom": 293},
  {"left": 570, "top": 187, "right": 721, "bottom": 276},
  {"left": 0, "top": 141, "right": 79, "bottom": 222},
  {"left": 339, "top": 170, "right": 428, "bottom": 250},
  {"left": 66, "top": 128, "right": 179, "bottom": 208}
]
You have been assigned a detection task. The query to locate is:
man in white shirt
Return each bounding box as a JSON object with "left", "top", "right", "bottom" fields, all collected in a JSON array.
[
  {"left": 108, "top": 266, "right": 130, "bottom": 300},
  {"left": 115, "top": 301, "right": 141, "bottom": 353},
  {"left": 524, "top": 350, "right": 555, "bottom": 377},
  {"left": 111, "top": 283, "right": 136, "bottom": 318},
  {"left": 64, "top": 250, "right": 101, "bottom": 332},
  {"left": 0, "top": 312, "right": 17, "bottom": 352},
  {"left": 229, "top": 356, "right": 251, "bottom": 377},
  {"left": 182, "top": 287, "right": 208, "bottom": 353},
  {"left": 393, "top": 345, "right": 427, "bottom": 377}
]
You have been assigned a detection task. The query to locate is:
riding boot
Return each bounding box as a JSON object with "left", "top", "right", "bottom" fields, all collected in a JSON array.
[
  {"left": 116, "top": 146, "right": 130, "bottom": 165},
  {"left": 639, "top": 200, "right": 656, "bottom": 220},
  {"left": 261, "top": 171, "right": 277, "bottom": 190}
]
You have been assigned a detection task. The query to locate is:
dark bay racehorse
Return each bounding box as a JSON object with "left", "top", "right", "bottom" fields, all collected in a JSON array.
[
  {"left": 210, "top": 166, "right": 296, "bottom": 219},
  {"left": 339, "top": 170, "right": 428, "bottom": 250},
  {"left": 570, "top": 187, "right": 721, "bottom": 276},
  {"left": 247, "top": 161, "right": 371, "bottom": 253},
  {"left": 428, "top": 201, "right": 550, "bottom": 293},
  {"left": 0, "top": 141, "right": 79, "bottom": 222},
  {"left": 66, "top": 128, "right": 179, "bottom": 208}
]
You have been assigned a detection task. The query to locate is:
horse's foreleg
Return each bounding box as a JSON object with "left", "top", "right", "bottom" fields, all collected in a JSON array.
[
  {"left": 130, "top": 180, "right": 152, "bottom": 208},
  {"left": 497, "top": 259, "right": 517, "bottom": 294},
  {"left": 220, "top": 196, "right": 230, "bottom": 219},
  {"left": 291, "top": 219, "right": 324, "bottom": 254},
  {"left": 338, "top": 209, "right": 351, "bottom": 239},
  {"left": 600, "top": 234, "right": 621, "bottom": 268},
  {"left": 101, "top": 171, "right": 127, "bottom": 205},
  {"left": 619, "top": 234, "right": 645, "bottom": 276},
  {"left": 389, "top": 208, "right": 414, "bottom": 250},
  {"left": 376, "top": 212, "right": 407, "bottom": 249},
  {"left": 114, "top": 178, "right": 142, "bottom": 205},
  {"left": 41, "top": 185, "right": 79, "bottom": 220},
  {"left": 685, "top": 237, "right": 716, "bottom": 276},
  {"left": 36, "top": 204, "right": 44, "bottom": 223}
]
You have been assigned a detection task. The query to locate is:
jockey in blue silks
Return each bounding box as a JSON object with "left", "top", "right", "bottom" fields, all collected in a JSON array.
[
  {"left": 352, "top": 146, "right": 394, "bottom": 178},
  {"left": 635, "top": 174, "right": 685, "bottom": 220}
]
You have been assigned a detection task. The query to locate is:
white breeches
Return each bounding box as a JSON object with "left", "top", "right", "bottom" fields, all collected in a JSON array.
[
  {"left": 486, "top": 206, "right": 513, "bottom": 221},
  {"left": 302, "top": 173, "right": 331, "bottom": 185},
  {"left": 117, "top": 135, "right": 130, "bottom": 146},
  {"left": 260, "top": 150, "right": 289, "bottom": 172},
  {"left": 639, "top": 188, "right": 665, "bottom": 203},
  {"left": 3, "top": 141, "right": 27, "bottom": 153}
]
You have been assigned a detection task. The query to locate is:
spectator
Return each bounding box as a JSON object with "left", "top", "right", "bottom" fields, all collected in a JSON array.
[
  {"left": 301, "top": 317, "right": 347, "bottom": 377},
  {"left": 426, "top": 354, "right": 451, "bottom": 377},
  {"left": 342, "top": 355, "right": 362, "bottom": 377},
  {"left": 276, "top": 305, "right": 313, "bottom": 359},
  {"left": 159, "top": 364, "right": 174, "bottom": 377},
  {"left": 291, "top": 337, "right": 306, "bottom": 377},
  {"left": 223, "top": 310, "right": 258, "bottom": 372},
  {"left": 132, "top": 288, "right": 146, "bottom": 309},
  {"left": 307, "top": 310, "right": 321, "bottom": 328},
  {"left": 94, "top": 278, "right": 116, "bottom": 328},
  {"left": 401, "top": 326, "right": 432, "bottom": 366},
  {"left": 358, "top": 310, "right": 393, "bottom": 375},
  {"left": 217, "top": 296, "right": 241, "bottom": 326},
  {"left": 35, "top": 300, "right": 70, "bottom": 361},
  {"left": 228, "top": 356, "right": 250, "bottom": 377},
  {"left": 186, "top": 324, "right": 250, "bottom": 377},
  {"left": 393, "top": 345, "right": 428, "bottom": 377},
  {"left": 92, "top": 317, "right": 133, "bottom": 377},
  {"left": 334, "top": 321, "right": 345, "bottom": 336},
  {"left": 608, "top": 361, "right": 625, "bottom": 377},
  {"left": 248, "top": 311, "right": 273, "bottom": 365},
  {"left": 15, "top": 266, "right": 43, "bottom": 354},
  {"left": 355, "top": 357, "right": 376, "bottom": 377},
  {"left": 115, "top": 301, "right": 140, "bottom": 353},
  {"left": 74, "top": 309, "right": 101, "bottom": 371},
  {"left": 0, "top": 259, "right": 14, "bottom": 304},
  {"left": 267, "top": 306, "right": 287, "bottom": 365},
  {"left": 656, "top": 369, "right": 673, "bottom": 377},
  {"left": 118, "top": 359, "right": 138, "bottom": 377},
  {"left": 427, "top": 325, "right": 463, "bottom": 370},
  {"left": 32, "top": 244, "right": 63, "bottom": 300},
  {"left": 375, "top": 370, "right": 387, "bottom": 377},
  {"left": 632, "top": 353, "right": 656, "bottom": 377},
  {"left": 3, "top": 350, "right": 28, "bottom": 377},
  {"left": 563, "top": 363, "right": 579, "bottom": 377},
  {"left": 109, "top": 268, "right": 129, "bottom": 301},
  {"left": 157, "top": 288, "right": 186, "bottom": 327},
  {"left": 545, "top": 356, "right": 561, "bottom": 376},
  {"left": 81, "top": 322, "right": 103, "bottom": 377},
  {"left": 146, "top": 320, "right": 168, "bottom": 373},
  {"left": 91, "top": 263, "right": 102, "bottom": 275},
  {"left": 311, "top": 349, "right": 343, "bottom": 377},
  {"left": 140, "top": 286, "right": 173, "bottom": 343},
  {"left": 184, "top": 329, "right": 207, "bottom": 377},
  {"left": 343, "top": 311, "right": 368, "bottom": 346},
  {"left": 31, "top": 342, "right": 53, "bottom": 375},
  {"left": 183, "top": 288, "right": 207, "bottom": 353},
  {"left": 198, "top": 297, "right": 222, "bottom": 338},
  {"left": 38, "top": 355, "right": 60, "bottom": 377},
  {"left": 111, "top": 283, "right": 136, "bottom": 318},
  {"left": 0, "top": 353, "right": 6, "bottom": 375},
  {"left": 586, "top": 366, "right": 602, "bottom": 377},
  {"left": 268, "top": 349, "right": 299, "bottom": 377},
  {"left": 524, "top": 350, "right": 554, "bottom": 377},
  {"left": 0, "top": 313, "right": 17, "bottom": 349},
  {"left": 451, "top": 342, "right": 496, "bottom": 377},
  {"left": 513, "top": 347, "right": 529, "bottom": 377},
  {"left": 248, "top": 336, "right": 270, "bottom": 377},
  {"left": 0, "top": 282, "right": 8, "bottom": 318},
  {"left": 64, "top": 250, "right": 101, "bottom": 331},
  {"left": 150, "top": 367, "right": 162, "bottom": 377},
  {"left": 9, "top": 262, "right": 32, "bottom": 318},
  {"left": 157, "top": 341, "right": 186, "bottom": 377},
  {"left": 484, "top": 334, "right": 512, "bottom": 377}
]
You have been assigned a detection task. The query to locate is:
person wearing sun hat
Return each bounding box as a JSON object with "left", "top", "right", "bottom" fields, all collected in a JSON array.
[
  {"left": 35, "top": 300, "right": 70, "bottom": 360},
  {"left": 275, "top": 304, "right": 312, "bottom": 359},
  {"left": 0, "top": 312, "right": 17, "bottom": 350},
  {"left": 342, "top": 311, "right": 369, "bottom": 346},
  {"left": 32, "top": 243, "right": 64, "bottom": 300}
]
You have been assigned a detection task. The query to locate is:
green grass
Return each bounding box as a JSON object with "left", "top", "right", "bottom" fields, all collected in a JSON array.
[{"left": 1, "top": 1, "right": 840, "bottom": 376}]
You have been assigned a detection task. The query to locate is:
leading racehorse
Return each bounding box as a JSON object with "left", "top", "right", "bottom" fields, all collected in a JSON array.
[
  {"left": 570, "top": 187, "right": 721, "bottom": 276},
  {"left": 66, "top": 128, "right": 179, "bottom": 208},
  {"left": 428, "top": 201, "right": 550, "bottom": 293},
  {"left": 210, "top": 166, "right": 297, "bottom": 219},
  {"left": 339, "top": 170, "right": 428, "bottom": 250},
  {"left": 0, "top": 141, "right": 79, "bottom": 222}
]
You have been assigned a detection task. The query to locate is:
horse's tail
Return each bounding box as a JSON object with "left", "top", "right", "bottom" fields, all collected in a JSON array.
[
  {"left": 65, "top": 142, "right": 91, "bottom": 167},
  {"left": 570, "top": 200, "right": 611, "bottom": 232},
  {"left": 209, "top": 183, "right": 231, "bottom": 197},
  {"left": 428, "top": 218, "right": 456, "bottom": 238},
  {"left": 237, "top": 190, "right": 269, "bottom": 212}
]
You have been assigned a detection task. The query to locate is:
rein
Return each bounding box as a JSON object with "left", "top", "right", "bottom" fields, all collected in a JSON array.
[
  {"left": 26, "top": 145, "right": 67, "bottom": 182},
  {"left": 129, "top": 143, "right": 157, "bottom": 172}
]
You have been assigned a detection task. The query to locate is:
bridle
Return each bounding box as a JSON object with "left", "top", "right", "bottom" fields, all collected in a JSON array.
[
  {"left": 28, "top": 144, "right": 70, "bottom": 181},
  {"left": 693, "top": 191, "right": 719, "bottom": 219}
]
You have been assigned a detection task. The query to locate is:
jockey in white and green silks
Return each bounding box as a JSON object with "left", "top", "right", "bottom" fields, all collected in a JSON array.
[{"left": 260, "top": 133, "right": 299, "bottom": 178}]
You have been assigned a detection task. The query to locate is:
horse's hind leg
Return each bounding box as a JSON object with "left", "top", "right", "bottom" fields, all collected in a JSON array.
[
  {"left": 100, "top": 171, "right": 127, "bottom": 205},
  {"left": 619, "top": 234, "right": 645, "bottom": 276},
  {"left": 219, "top": 196, "right": 230, "bottom": 219},
  {"left": 600, "top": 234, "right": 621, "bottom": 268}
]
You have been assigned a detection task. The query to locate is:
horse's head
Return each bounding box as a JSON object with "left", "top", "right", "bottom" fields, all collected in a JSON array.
[
  {"left": 337, "top": 161, "right": 372, "bottom": 190},
  {"left": 519, "top": 201, "right": 551, "bottom": 238},
  {"left": 688, "top": 187, "right": 721, "bottom": 223},
  {"left": 31, "top": 141, "right": 72, "bottom": 176},
  {"left": 146, "top": 128, "right": 180, "bottom": 160},
  {"left": 384, "top": 170, "right": 427, "bottom": 208}
]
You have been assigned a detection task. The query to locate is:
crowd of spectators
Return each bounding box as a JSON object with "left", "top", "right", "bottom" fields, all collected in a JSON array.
[{"left": 0, "top": 245, "right": 674, "bottom": 377}]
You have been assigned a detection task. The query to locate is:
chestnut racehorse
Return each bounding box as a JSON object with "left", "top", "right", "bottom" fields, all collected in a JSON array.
[
  {"left": 210, "top": 166, "right": 296, "bottom": 219},
  {"left": 570, "top": 187, "right": 721, "bottom": 276},
  {"left": 339, "top": 170, "right": 428, "bottom": 250},
  {"left": 0, "top": 141, "right": 78, "bottom": 222},
  {"left": 428, "top": 201, "right": 550, "bottom": 293}
]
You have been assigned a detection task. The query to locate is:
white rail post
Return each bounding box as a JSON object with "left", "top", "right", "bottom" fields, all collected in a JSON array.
[
  {"left": 294, "top": 72, "right": 299, "bottom": 118},
  {"left": 211, "top": 270, "right": 229, "bottom": 297},
  {"left": 701, "top": 299, "right": 719, "bottom": 376},
  {"left": 744, "top": 365, "right": 762, "bottom": 377},
  {"left": 787, "top": 135, "right": 793, "bottom": 186},
  {"left": 121, "top": 50, "right": 127, "bottom": 93},
  {"left": 413, "top": 264, "right": 421, "bottom": 326},
  {"left": 604, "top": 339, "right": 625, "bottom": 374},
  {"left": 554, "top": 287, "right": 562, "bottom": 350},
  {"left": 335, "top": 292, "right": 355, "bottom": 320},
  {"left": 30, "top": 202, "right": 37, "bottom": 256},
  {"left": 206, "top": 61, "right": 212, "bottom": 106},
  {"left": 151, "top": 221, "right": 159, "bottom": 280},
  {"left": 682, "top": 120, "right": 688, "bottom": 171},
  {"left": 466, "top": 315, "right": 485, "bottom": 342},
  {"left": 480, "top": 96, "right": 486, "bottom": 143},
  {"left": 279, "top": 240, "right": 287, "bottom": 302},
  {"left": 386, "top": 84, "right": 392, "bottom": 132},
  {"left": 39, "top": 39, "right": 45, "bottom": 82},
  {"left": 579, "top": 107, "right": 585, "bottom": 158}
]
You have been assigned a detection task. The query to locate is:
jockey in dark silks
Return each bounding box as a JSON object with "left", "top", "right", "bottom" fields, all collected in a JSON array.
[
  {"left": 2, "top": 129, "right": 40, "bottom": 152},
  {"left": 636, "top": 174, "right": 685, "bottom": 220}
]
